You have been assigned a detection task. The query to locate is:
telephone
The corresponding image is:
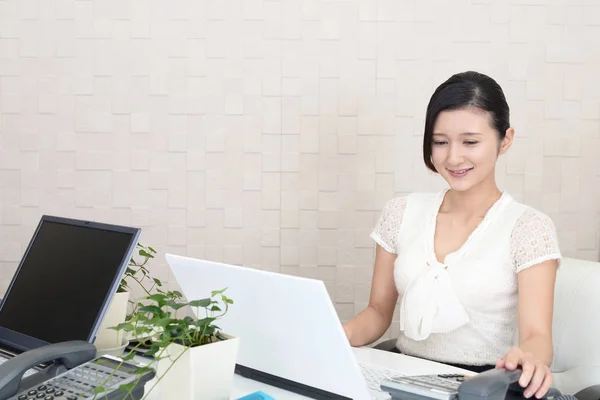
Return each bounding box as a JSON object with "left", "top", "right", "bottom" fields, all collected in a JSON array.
[
  {"left": 380, "top": 368, "right": 580, "bottom": 400},
  {"left": 0, "top": 341, "right": 155, "bottom": 400}
]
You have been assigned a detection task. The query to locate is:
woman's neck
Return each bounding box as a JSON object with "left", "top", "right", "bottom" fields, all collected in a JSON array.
[{"left": 441, "top": 180, "right": 502, "bottom": 217}]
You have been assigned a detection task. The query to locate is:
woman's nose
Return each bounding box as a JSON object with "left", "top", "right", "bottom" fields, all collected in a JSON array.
[{"left": 446, "top": 143, "right": 464, "bottom": 164}]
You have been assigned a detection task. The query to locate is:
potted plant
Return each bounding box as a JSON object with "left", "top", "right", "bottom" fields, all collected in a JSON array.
[
  {"left": 94, "top": 243, "right": 159, "bottom": 353},
  {"left": 95, "top": 287, "right": 239, "bottom": 400}
]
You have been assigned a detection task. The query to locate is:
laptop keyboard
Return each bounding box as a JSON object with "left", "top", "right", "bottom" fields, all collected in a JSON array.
[{"left": 360, "top": 363, "right": 404, "bottom": 392}]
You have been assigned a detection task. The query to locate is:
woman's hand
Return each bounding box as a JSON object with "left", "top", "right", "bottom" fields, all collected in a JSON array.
[{"left": 496, "top": 347, "right": 552, "bottom": 399}]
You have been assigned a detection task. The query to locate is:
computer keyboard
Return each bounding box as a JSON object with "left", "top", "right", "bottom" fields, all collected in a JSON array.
[{"left": 360, "top": 363, "right": 404, "bottom": 392}]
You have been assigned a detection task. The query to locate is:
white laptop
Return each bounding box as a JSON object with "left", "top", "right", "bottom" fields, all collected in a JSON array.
[{"left": 166, "top": 253, "right": 402, "bottom": 400}]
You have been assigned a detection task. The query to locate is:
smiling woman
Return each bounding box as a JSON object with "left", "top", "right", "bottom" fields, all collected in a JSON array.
[
  {"left": 343, "top": 71, "right": 561, "bottom": 400},
  {"left": 430, "top": 107, "right": 511, "bottom": 192}
]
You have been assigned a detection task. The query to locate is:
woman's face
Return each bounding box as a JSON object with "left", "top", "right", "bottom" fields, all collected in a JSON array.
[{"left": 430, "top": 108, "right": 513, "bottom": 193}]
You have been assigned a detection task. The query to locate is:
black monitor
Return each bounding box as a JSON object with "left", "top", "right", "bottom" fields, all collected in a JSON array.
[{"left": 0, "top": 215, "right": 140, "bottom": 354}]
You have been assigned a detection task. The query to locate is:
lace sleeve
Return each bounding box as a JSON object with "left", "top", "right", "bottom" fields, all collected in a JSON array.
[
  {"left": 370, "top": 196, "right": 407, "bottom": 254},
  {"left": 510, "top": 208, "right": 562, "bottom": 273}
]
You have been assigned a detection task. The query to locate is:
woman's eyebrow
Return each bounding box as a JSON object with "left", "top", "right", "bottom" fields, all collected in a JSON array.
[{"left": 432, "top": 132, "right": 482, "bottom": 136}]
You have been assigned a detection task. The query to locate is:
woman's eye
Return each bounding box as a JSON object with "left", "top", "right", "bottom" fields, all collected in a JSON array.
[
  {"left": 465, "top": 141, "right": 478, "bottom": 145},
  {"left": 433, "top": 141, "right": 447, "bottom": 146}
]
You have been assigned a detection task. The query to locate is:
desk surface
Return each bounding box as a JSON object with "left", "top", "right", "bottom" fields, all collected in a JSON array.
[
  {"left": 229, "top": 346, "right": 474, "bottom": 399},
  {"left": 136, "top": 346, "right": 472, "bottom": 399}
]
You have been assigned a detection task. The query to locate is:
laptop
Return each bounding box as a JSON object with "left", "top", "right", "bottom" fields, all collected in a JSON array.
[
  {"left": 0, "top": 215, "right": 140, "bottom": 367},
  {"left": 166, "top": 253, "right": 403, "bottom": 400}
]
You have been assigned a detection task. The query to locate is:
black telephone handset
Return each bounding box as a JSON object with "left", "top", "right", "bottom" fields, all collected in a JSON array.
[
  {"left": 458, "top": 368, "right": 526, "bottom": 400},
  {"left": 0, "top": 340, "right": 96, "bottom": 400},
  {"left": 381, "top": 368, "right": 580, "bottom": 400},
  {"left": 0, "top": 341, "right": 156, "bottom": 400}
]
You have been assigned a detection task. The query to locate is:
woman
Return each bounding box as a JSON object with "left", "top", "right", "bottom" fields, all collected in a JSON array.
[{"left": 343, "top": 71, "right": 560, "bottom": 399}]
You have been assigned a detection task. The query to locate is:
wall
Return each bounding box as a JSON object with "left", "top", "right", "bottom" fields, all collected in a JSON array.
[{"left": 1, "top": 0, "right": 599, "bottom": 339}]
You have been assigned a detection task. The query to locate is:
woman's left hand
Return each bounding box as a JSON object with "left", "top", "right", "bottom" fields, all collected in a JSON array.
[{"left": 496, "top": 347, "right": 552, "bottom": 399}]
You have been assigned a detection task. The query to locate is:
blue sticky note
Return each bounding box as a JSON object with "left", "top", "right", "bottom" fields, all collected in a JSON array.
[{"left": 237, "top": 391, "right": 276, "bottom": 400}]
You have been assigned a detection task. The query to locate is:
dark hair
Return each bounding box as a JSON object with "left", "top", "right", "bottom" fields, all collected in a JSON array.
[{"left": 423, "top": 71, "right": 510, "bottom": 173}]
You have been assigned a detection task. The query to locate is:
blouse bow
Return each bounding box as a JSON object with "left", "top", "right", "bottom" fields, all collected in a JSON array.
[{"left": 400, "top": 259, "right": 470, "bottom": 341}]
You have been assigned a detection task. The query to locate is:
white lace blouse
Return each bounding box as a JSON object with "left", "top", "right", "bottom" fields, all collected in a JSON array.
[{"left": 370, "top": 190, "right": 562, "bottom": 366}]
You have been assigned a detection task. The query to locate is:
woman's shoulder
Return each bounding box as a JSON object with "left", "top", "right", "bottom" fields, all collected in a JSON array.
[
  {"left": 382, "top": 195, "right": 408, "bottom": 211},
  {"left": 509, "top": 202, "right": 561, "bottom": 272},
  {"left": 511, "top": 202, "right": 558, "bottom": 234},
  {"left": 382, "top": 191, "right": 441, "bottom": 213},
  {"left": 372, "top": 192, "right": 440, "bottom": 254}
]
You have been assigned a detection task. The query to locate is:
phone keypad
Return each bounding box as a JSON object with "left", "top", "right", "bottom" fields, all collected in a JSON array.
[
  {"left": 12, "top": 361, "right": 131, "bottom": 400},
  {"left": 398, "top": 374, "right": 469, "bottom": 391}
]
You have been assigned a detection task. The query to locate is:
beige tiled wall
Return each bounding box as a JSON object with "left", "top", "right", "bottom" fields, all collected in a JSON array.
[{"left": 1, "top": 0, "right": 599, "bottom": 339}]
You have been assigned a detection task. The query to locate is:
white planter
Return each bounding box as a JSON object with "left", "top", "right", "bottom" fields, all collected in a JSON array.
[
  {"left": 150, "top": 335, "right": 240, "bottom": 400},
  {"left": 94, "top": 291, "right": 130, "bottom": 350},
  {"left": 95, "top": 336, "right": 130, "bottom": 358}
]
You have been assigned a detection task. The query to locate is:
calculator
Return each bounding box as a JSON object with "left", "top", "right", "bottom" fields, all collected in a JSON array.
[
  {"left": 380, "top": 373, "right": 472, "bottom": 400},
  {"left": 10, "top": 355, "right": 155, "bottom": 400}
]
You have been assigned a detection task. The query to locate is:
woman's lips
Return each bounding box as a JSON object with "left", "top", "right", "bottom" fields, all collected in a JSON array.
[{"left": 447, "top": 167, "right": 474, "bottom": 178}]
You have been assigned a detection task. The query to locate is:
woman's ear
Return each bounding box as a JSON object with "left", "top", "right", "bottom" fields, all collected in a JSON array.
[{"left": 499, "top": 127, "right": 515, "bottom": 155}]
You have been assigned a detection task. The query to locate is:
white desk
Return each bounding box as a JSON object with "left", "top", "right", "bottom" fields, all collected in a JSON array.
[
  {"left": 229, "top": 346, "right": 475, "bottom": 399},
  {"left": 137, "top": 346, "right": 473, "bottom": 399}
]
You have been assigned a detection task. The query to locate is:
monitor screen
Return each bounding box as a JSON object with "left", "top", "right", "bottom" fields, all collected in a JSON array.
[{"left": 0, "top": 216, "right": 139, "bottom": 349}]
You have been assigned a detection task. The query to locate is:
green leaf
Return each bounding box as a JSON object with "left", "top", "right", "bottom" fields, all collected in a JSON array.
[
  {"left": 210, "top": 305, "right": 221, "bottom": 312},
  {"left": 148, "top": 246, "right": 157, "bottom": 253},
  {"left": 215, "top": 331, "right": 227, "bottom": 341},
  {"left": 121, "top": 352, "right": 136, "bottom": 362},
  {"left": 164, "top": 300, "right": 186, "bottom": 310},
  {"left": 189, "top": 298, "right": 211, "bottom": 307},
  {"left": 149, "top": 316, "right": 172, "bottom": 329},
  {"left": 153, "top": 277, "right": 163, "bottom": 287},
  {"left": 135, "top": 314, "right": 150, "bottom": 323},
  {"left": 119, "top": 383, "right": 135, "bottom": 392},
  {"left": 138, "top": 305, "right": 163, "bottom": 315},
  {"left": 147, "top": 293, "right": 167, "bottom": 302},
  {"left": 145, "top": 346, "right": 161, "bottom": 356},
  {"left": 211, "top": 288, "right": 227, "bottom": 296},
  {"left": 147, "top": 293, "right": 167, "bottom": 307},
  {"left": 182, "top": 316, "right": 194, "bottom": 323},
  {"left": 172, "top": 290, "right": 183, "bottom": 298},
  {"left": 133, "top": 326, "right": 153, "bottom": 336},
  {"left": 139, "top": 249, "right": 154, "bottom": 259},
  {"left": 194, "top": 317, "right": 216, "bottom": 328},
  {"left": 133, "top": 366, "right": 154, "bottom": 375},
  {"left": 157, "top": 336, "right": 173, "bottom": 347},
  {"left": 110, "top": 322, "right": 134, "bottom": 331},
  {"left": 203, "top": 325, "right": 215, "bottom": 334}
]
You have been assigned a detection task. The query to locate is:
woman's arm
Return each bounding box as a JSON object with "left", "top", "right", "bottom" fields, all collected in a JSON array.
[
  {"left": 343, "top": 245, "right": 399, "bottom": 347},
  {"left": 517, "top": 259, "right": 558, "bottom": 364},
  {"left": 497, "top": 259, "right": 558, "bottom": 398}
]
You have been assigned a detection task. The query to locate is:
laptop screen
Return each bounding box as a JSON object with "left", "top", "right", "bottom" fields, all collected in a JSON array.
[{"left": 0, "top": 216, "right": 140, "bottom": 351}]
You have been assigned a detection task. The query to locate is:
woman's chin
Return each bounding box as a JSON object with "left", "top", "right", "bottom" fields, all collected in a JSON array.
[{"left": 443, "top": 176, "right": 477, "bottom": 192}]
